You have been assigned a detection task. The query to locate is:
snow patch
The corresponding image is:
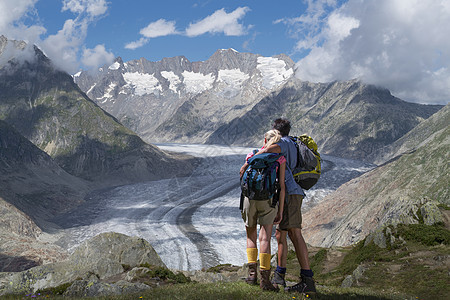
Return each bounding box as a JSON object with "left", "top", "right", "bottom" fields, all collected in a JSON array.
[
  {"left": 220, "top": 48, "right": 239, "bottom": 53},
  {"left": 99, "top": 82, "right": 116, "bottom": 103},
  {"left": 182, "top": 71, "right": 215, "bottom": 94},
  {"left": 257, "top": 56, "right": 293, "bottom": 89},
  {"left": 161, "top": 71, "right": 181, "bottom": 93},
  {"left": 217, "top": 69, "right": 249, "bottom": 97},
  {"left": 108, "top": 61, "right": 120, "bottom": 70},
  {"left": 73, "top": 71, "right": 81, "bottom": 77},
  {"left": 217, "top": 69, "right": 249, "bottom": 88},
  {"left": 123, "top": 72, "right": 162, "bottom": 96},
  {"left": 87, "top": 83, "right": 96, "bottom": 95}
]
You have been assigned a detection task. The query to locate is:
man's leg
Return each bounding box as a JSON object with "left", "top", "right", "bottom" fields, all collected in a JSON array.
[
  {"left": 272, "top": 229, "right": 288, "bottom": 288},
  {"left": 283, "top": 195, "right": 316, "bottom": 294},
  {"left": 276, "top": 229, "right": 288, "bottom": 267},
  {"left": 288, "top": 228, "right": 310, "bottom": 270}
]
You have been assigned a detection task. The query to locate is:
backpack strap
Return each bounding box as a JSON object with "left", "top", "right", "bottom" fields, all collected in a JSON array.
[{"left": 289, "top": 136, "right": 301, "bottom": 169}]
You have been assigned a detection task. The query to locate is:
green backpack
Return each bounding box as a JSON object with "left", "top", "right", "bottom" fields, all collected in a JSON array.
[{"left": 290, "top": 134, "right": 321, "bottom": 190}]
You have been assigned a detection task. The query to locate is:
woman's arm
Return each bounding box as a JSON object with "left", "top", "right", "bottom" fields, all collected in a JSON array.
[
  {"left": 273, "top": 161, "right": 286, "bottom": 224},
  {"left": 239, "top": 162, "right": 249, "bottom": 178}
]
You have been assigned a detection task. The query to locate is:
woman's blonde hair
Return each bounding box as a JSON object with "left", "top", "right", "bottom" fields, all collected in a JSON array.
[{"left": 264, "top": 129, "right": 282, "bottom": 149}]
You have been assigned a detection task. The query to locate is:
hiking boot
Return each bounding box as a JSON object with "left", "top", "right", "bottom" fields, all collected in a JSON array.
[
  {"left": 285, "top": 274, "right": 316, "bottom": 294},
  {"left": 271, "top": 271, "right": 286, "bottom": 288},
  {"left": 245, "top": 263, "right": 257, "bottom": 285},
  {"left": 259, "top": 270, "right": 279, "bottom": 292}
]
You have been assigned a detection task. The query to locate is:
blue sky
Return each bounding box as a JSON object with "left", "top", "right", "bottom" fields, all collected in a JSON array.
[
  {"left": 1, "top": 0, "right": 449, "bottom": 104},
  {"left": 30, "top": 0, "right": 321, "bottom": 63}
]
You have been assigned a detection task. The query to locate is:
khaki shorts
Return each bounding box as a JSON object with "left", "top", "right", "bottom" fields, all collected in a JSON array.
[
  {"left": 241, "top": 197, "right": 277, "bottom": 227},
  {"left": 278, "top": 194, "right": 303, "bottom": 231}
]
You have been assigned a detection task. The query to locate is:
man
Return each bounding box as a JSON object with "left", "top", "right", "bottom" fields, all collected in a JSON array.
[{"left": 241, "top": 118, "right": 316, "bottom": 293}]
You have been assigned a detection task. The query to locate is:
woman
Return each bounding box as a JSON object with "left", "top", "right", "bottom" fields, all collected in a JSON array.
[{"left": 240, "top": 129, "right": 286, "bottom": 291}]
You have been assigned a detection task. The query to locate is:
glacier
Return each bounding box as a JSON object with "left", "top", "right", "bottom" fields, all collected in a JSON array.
[{"left": 53, "top": 144, "right": 374, "bottom": 271}]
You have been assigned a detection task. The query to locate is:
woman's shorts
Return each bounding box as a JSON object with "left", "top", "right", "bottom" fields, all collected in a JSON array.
[{"left": 241, "top": 197, "right": 277, "bottom": 227}]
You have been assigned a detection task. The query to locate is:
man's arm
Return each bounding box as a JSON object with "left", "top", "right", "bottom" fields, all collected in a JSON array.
[{"left": 257, "top": 144, "right": 281, "bottom": 154}]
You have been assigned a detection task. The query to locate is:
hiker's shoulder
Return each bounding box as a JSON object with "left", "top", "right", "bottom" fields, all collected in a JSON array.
[{"left": 277, "top": 136, "right": 293, "bottom": 149}]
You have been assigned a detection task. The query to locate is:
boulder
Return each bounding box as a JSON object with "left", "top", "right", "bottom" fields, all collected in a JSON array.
[{"left": 0, "top": 232, "right": 165, "bottom": 295}]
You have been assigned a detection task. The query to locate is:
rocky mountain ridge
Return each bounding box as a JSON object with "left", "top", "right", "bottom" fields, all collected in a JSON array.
[
  {"left": 75, "top": 50, "right": 442, "bottom": 162},
  {"left": 0, "top": 36, "right": 194, "bottom": 185},
  {"left": 302, "top": 103, "right": 449, "bottom": 247},
  {"left": 74, "top": 50, "right": 295, "bottom": 142}
]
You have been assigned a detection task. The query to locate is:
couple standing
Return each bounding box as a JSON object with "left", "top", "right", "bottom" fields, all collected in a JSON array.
[{"left": 239, "top": 118, "right": 316, "bottom": 294}]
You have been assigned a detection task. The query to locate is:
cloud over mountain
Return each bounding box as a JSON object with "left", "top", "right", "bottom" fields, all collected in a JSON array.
[{"left": 288, "top": 0, "right": 450, "bottom": 104}]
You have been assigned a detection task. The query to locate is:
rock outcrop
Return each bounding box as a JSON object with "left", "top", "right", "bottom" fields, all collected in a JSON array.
[{"left": 0, "top": 232, "right": 165, "bottom": 296}]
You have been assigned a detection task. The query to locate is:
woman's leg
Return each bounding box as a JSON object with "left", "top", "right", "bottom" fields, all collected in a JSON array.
[
  {"left": 258, "top": 223, "right": 279, "bottom": 291},
  {"left": 258, "top": 224, "right": 272, "bottom": 254},
  {"left": 245, "top": 226, "right": 258, "bottom": 285},
  {"left": 258, "top": 224, "right": 273, "bottom": 270},
  {"left": 246, "top": 226, "right": 258, "bottom": 263}
]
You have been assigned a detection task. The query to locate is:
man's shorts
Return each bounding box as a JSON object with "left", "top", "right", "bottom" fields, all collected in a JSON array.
[
  {"left": 278, "top": 194, "right": 303, "bottom": 231},
  {"left": 241, "top": 197, "right": 277, "bottom": 227}
]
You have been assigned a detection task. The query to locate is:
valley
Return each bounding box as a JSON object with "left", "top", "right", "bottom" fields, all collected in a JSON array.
[{"left": 50, "top": 144, "right": 374, "bottom": 271}]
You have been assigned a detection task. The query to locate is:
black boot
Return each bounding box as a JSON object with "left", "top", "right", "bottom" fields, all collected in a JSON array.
[{"left": 285, "top": 274, "right": 316, "bottom": 294}]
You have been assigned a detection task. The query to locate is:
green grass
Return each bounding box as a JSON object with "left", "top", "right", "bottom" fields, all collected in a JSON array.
[
  {"left": 396, "top": 223, "right": 450, "bottom": 246},
  {"left": 5, "top": 282, "right": 401, "bottom": 300}
]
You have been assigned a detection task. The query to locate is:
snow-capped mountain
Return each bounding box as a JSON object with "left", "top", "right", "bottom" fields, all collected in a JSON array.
[
  {"left": 74, "top": 48, "right": 442, "bottom": 162},
  {"left": 74, "top": 49, "right": 295, "bottom": 144}
]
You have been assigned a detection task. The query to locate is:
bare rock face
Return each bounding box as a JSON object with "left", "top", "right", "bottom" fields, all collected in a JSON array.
[
  {"left": 0, "top": 197, "right": 69, "bottom": 273},
  {"left": 368, "top": 103, "right": 450, "bottom": 165},
  {"left": 0, "top": 232, "right": 165, "bottom": 296},
  {"left": 302, "top": 108, "right": 449, "bottom": 247},
  {"left": 208, "top": 79, "right": 442, "bottom": 161}
]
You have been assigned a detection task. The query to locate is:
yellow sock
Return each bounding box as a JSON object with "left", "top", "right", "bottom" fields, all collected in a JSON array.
[
  {"left": 246, "top": 248, "right": 258, "bottom": 264},
  {"left": 259, "top": 253, "right": 272, "bottom": 270}
]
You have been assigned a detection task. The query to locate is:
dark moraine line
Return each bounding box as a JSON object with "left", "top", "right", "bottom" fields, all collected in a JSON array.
[{"left": 176, "top": 179, "right": 241, "bottom": 269}]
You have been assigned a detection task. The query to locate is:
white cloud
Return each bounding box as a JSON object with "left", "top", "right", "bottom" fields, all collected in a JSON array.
[
  {"left": 0, "top": 0, "right": 36, "bottom": 29},
  {"left": 185, "top": 7, "right": 250, "bottom": 37},
  {"left": 291, "top": 0, "right": 450, "bottom": 104},
  {"left": 125, "top": 37, "right": 149, "bottom": 50},
  {"left": 62, "top": 0, "right": 108, "bottom": 17},
  {"left": 0, "top": 0, "right": 111, "bottom": 73},
  {"left": 140, "top": 19, "right": 178, "bottom": 38},
  {"left": 0, "top": 0, "right": 46, "bottom": 43},
  {"left": 125, "top": 19, "right": 178, "bottom": 50},
  {"left": 39, "top": 19, "right": 87, "bottom": 73},
  {"left": 81, "top": 44, "right": 114, "bottom": 69}
]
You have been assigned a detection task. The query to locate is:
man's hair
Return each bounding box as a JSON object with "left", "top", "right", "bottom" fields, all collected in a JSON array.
[{"left": 272, "top": 118, "right": 291, "bottom": 136}]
